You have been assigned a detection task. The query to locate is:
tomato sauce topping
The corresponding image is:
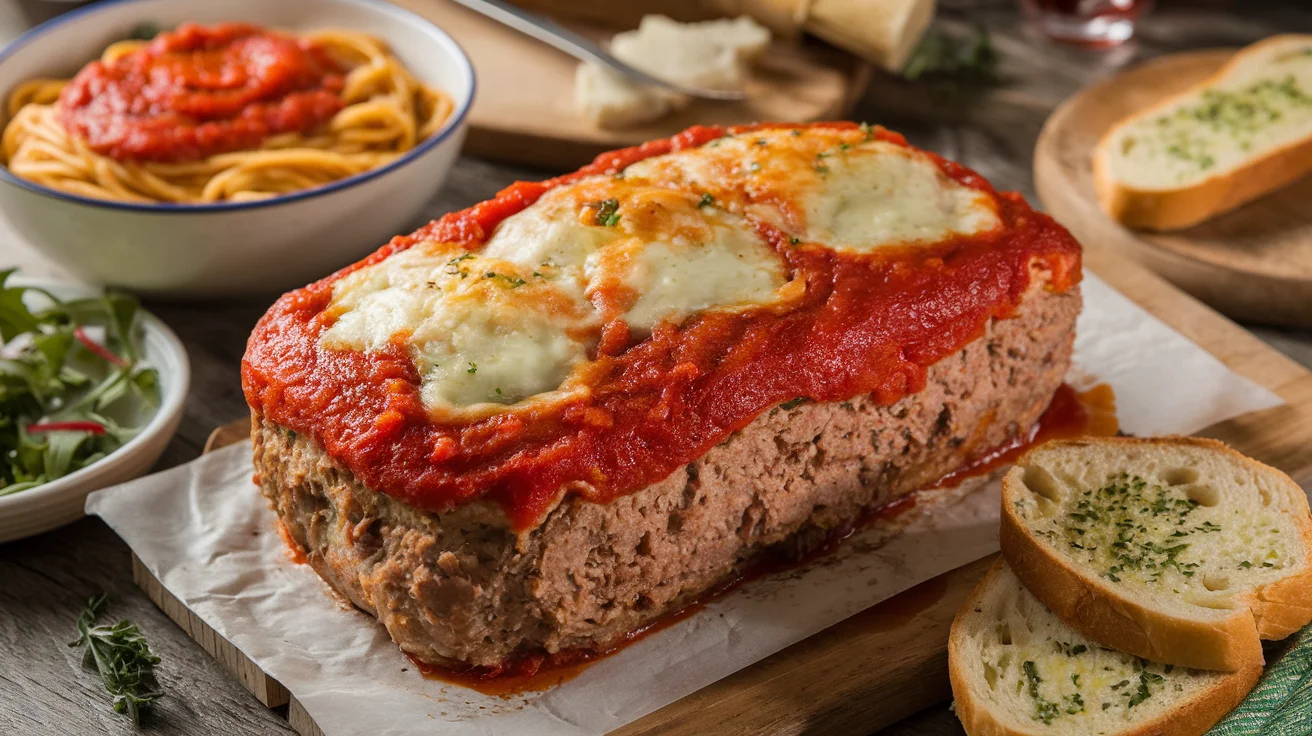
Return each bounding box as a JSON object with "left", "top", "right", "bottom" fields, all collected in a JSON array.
[
  {"left": 57, "top": 23, "right": 344, "bottom": 163},
  {"left": 242, "top": 122, "right": 1083, "bottom": 530}
]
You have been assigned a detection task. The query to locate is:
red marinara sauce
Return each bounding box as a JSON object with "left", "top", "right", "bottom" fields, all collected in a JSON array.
[
  {"left": 57, "top": 23, "right": 344, "bottom": 163},
  {"left": 242, "top": 122, "right": 1084, "bottom": 530}
]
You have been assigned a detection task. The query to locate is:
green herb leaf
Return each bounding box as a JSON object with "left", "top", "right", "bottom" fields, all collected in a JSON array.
[
  {"left": 593, "top": 199, "right": 621, "bottom": 227},
  {"left": 69, "top": 595, "right": 163, "bottom": 726},
  {"left": 0, "top": 269, "right": 40, "bottom": 342},
  {"left": 901, "top": 24, "right": 1002, "bottom": 98},
  {"left": 0, "top": 279, "right": 154, "bottom": 496}
]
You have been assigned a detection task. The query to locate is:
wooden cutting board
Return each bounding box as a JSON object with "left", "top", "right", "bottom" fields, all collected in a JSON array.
[
  {"left": 131, "top": 243, "right": 1312, "bottom": 736},
  {"left": 386, "top": 0, "right": 871, "bottom": 169},
  {"left": 1034, "top": 49, "right": 1312, "bottom": 328}
]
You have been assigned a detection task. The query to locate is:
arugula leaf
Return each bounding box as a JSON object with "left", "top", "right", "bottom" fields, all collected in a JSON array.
[
  {"left": 33, "top": 327, "right": 74, "bottom": 376},
  {"left": 0, "top": 278, "right": 156, "bottom": 495},
  {"left": 101, "top": 292, "right": 141, "bottom": 362},
  {"left": 0, "top": 269, "right": 40, "bottom": 341},
  {"left": 128, "top": 367, "right": 160, "bottom": 408},
  {"left": 43, "top": 430, "right": 93, "bottom": 480}
]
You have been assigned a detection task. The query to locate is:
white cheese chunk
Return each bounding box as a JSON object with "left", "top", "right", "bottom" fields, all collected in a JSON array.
[
  {"left": 575, "top": 15, "right": 771, "bottom": 128},
  {"left": 610, "top": 15, "right": 770, "bottom": 91},
  {"left": 574, "top": 65, "right": 681, "bottom": 130}
]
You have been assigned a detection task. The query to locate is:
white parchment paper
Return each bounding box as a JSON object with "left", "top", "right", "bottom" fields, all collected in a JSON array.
[{"left": 87, "top": 273, "right": 1283, "bottom": 736}]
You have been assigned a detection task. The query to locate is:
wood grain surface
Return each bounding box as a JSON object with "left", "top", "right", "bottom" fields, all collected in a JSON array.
[
  {"left": 1035, "top": 49, "right": 1312, "bottom": 327},
  {"left": 3, "top": 2, "right": 1312, "bottom": 736},
  {"left": 389, "top": 0, "right": 870, "bottom": 169}
]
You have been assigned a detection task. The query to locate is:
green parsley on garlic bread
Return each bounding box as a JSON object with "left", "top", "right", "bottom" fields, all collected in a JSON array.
[
  {"left": 950, "top": 562, "right": 1261, "bottom": 736},
  {"left": 1001, "top": 436, "right": 1312, "bottom": 673},
  {"left": 1094, "top": 34, "right": 1312, "bottom": 230}
]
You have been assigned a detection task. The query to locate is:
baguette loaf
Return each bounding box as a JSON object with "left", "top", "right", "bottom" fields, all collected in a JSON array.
[
  {"left": 1093, "top": 35, "right": 1312, "bottom": 231},
  {"left": 949, "top": 561, "right": 1261, "bottom": 736},
  {"left": 1000, "top": 436, "right": 1312, "bottom": 673}
]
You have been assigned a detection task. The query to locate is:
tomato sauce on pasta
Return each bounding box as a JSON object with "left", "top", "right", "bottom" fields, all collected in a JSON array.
[
  {"left": 1, "top": 22, "right": 454, "bottom": 203},
  {"left": 59, "top": 23, "right": 346, "bottom": 163}
]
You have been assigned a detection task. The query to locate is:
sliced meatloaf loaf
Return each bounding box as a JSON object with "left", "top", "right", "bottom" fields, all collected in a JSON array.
[
  {"left": 252, "top": 281, "right": 1079, "bottom": 669},
  {"left": 243, "top": 122, "right": 1084, "bottom": 671}
]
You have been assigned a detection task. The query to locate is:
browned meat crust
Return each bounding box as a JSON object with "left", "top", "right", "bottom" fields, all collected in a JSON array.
[{"left": 251, "top": 285, "right": 1081, "bottom": 670}]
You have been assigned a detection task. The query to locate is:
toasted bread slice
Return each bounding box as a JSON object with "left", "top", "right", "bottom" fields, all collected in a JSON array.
[
  {"left": 1000, "top": 436, "right": 1312, "bottom": 672},
  {"left": 1093, "top": 34, "right": 1312, "bottom": 230},
  {"left": 950, "top": 561, "right": 1261, "bottom": 736}
]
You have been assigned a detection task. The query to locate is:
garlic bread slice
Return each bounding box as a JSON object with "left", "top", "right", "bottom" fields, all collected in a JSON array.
[
  {"left": 950, "top": 561, "right": 1261, "bottom": 736},
  {"left": 1000, "top": 436, "right": 1312, "bottom": 672}
]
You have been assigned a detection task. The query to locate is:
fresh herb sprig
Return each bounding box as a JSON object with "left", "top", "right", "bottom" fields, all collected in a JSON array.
[
  {"left": 0, "top": 269, "right": 159, "bottom": 496},
  {"left": 592, "top": 198, "right": 621, "bottom": 227},
  {"left": 902, "top": 24, "right": 1002, "bottom": 96},
  {"left": 69, "top": 595, "right": 163, "bottom": 725}
]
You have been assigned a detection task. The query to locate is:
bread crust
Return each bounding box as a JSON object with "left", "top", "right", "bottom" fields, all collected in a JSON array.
[
  {"left": 999, "top": 435, "right": 1312, "bottom": 673},
  {"left": 948, "top": 561, "right": 1263, "bottom": 736},
  {"left": 1092, "top": 35, "right": 1312, "bottom": 231}
]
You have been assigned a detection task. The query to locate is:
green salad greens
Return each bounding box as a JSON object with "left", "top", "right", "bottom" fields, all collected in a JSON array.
[{"left": 0, "top": 270, "right": 159, "bottom": 496}]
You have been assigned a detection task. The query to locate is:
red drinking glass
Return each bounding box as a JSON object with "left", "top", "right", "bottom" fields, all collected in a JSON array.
[{"left": 1018, "top": 0, "right": 1154, "bottom": 47}]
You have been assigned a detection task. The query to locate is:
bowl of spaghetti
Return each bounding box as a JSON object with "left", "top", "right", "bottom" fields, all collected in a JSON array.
[{"left": 0, "top": 0, "right": 473, "bottom": 297}]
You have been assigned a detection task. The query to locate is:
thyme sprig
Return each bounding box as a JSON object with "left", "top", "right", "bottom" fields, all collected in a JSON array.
[{"left": 69, "top": 595, "right": 163, "bottom": 726}]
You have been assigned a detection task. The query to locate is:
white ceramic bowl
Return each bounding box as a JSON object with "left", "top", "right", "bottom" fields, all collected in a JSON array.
[
  {"left": 0, "top": 0, "right": 474, "bottom": 298},
  {"left": 0, "top": 279, "right": 190, "bottom": 543}
]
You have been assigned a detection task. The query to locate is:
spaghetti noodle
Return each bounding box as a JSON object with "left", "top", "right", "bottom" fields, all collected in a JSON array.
[{"left": 1, "top": 23, "right": 454, "bottom": 204}]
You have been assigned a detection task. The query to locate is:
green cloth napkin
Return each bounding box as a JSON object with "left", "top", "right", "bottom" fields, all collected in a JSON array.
[{"left": 1208, "top": 626, "right": 1312, "bottom": 735}]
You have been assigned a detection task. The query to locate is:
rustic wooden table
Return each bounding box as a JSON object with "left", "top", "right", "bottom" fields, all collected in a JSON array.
[{"left": 1, "top": 1, "right": 1309, "bottom": 734}]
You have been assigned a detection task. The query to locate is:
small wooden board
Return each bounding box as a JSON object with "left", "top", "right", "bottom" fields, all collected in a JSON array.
[
  {"left": 133, "top": 248, "right": 1312, "bottom": 735},
  {"left": 388, "top": 0, "right": 870, "bottom": 170},
  {"left": 1034, "top": 49, "right": 1312, "bottom": 328}
]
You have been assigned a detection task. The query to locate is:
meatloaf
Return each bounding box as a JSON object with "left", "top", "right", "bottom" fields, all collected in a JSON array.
[{"left": 243, "top": 122, "right": 1084, "bottom": 672}]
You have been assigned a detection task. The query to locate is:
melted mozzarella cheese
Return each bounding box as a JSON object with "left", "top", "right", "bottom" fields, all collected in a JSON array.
[
  {"left": 804, "top": 141, "right": 999, "bottom": 250},
  {"left": 622, "top": 128, "right": 1000, "bottom": 250},
  {"left": 620, "top": 224, "right": 784, "bottom": 332},
  {"left": 321, "top": 242, "right": 594, "bottom": 410},
  {"left": 482, "top": 184, "right": 618, "bottom": 304},
  {"left": 323, "top": 180, "right": 789, "bottom": 411},
  {"left": 321, "top": 126, "right": 1004, "bottom": 413},
  {"left": 484, "top": 179, "right": 788, "bottom": 332}
]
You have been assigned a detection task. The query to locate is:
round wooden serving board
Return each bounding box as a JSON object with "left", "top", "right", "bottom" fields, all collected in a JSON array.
[{"left": 1035, "top": 49, "right": 1312, "bottom": 327}]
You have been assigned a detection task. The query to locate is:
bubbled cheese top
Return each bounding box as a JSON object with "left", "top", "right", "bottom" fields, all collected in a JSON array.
[{"left": 320, "top": 126, "right": 1002, "bottom": 414}]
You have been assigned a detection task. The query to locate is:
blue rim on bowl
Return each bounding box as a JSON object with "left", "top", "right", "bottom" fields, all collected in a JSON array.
[{"left": 0, "top": 0, "right": 476, "bottom": 214}]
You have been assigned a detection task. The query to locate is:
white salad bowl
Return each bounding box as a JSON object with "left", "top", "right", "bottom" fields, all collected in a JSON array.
[
  {"left": 0, "top": 0, "right": 474, "bottom": 298},
  {"left": 0, "top": 279, "right": 189, "bottom": 543}
]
